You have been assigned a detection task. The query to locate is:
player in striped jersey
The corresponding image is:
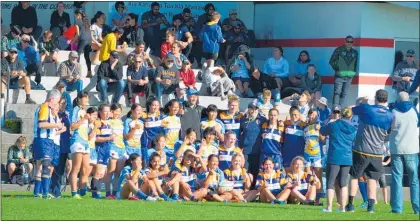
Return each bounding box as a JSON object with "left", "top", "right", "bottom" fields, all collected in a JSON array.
[
  {"left": 141, "top": 97, "right": 163, "bottom": 166},
  {"left": 84, "top": 107, "right": 100, "bottom": 198},
  {"left": 200, "top": 104, "right": 225, "bottom": 142},
  {"left": 218, "top": 131, "right": 242, "bottom": 171},
  {"left": 218, "top": 97, "right": 243, "bottom": 144},
  {"left": 148, "top": 134, "right": 169, "bottom": 170},
  {"left": 282, "top": 106, "right": 307, "bottom": 168},
  {"left": 32, "top": 89, "right": 62, "bottom": 199},
  {"left": 197, "top": 127, "right": 219, "bottom": 167},
  {"left": 260, "top": 108, "right": 284, "bottom": 170},
  {"left": 145, "top": 152, "right": 174, "bottom": 201},
  {"left": 161, "top": 100, "right": 182, "bottom": 163},
  {"left": 174, "top": 129, "right": 198, "bottom": 165},
  {"left": 224, "top": 154, "right": 258, "bottom": 202},
  {"left": 123, "top": 104, "right": 144, "bottom": 157},
  {"left": 171, "top": 150, "right": 199, "bottom": 201},
  {"left": 256, "top": 157, "right": 290, "bottom": 204},
  {"left": 286, "top": 156, "right": 321, "bottom": 205}
]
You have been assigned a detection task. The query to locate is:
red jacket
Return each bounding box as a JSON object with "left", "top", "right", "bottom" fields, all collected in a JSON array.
[
  {"left": 179, "top": 69, "right": 196, "bottom": 87},
  {"left": 161, "top": 42, "right": 172, "bottom": 58}
]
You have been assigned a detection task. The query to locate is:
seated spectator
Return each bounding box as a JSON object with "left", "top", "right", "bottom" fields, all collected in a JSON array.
[
  {"left": 290, "top": 50, "right": 313, "bottom": 87},
  {"left": 155, "top": 55, "right": 179, "bottom": 102},
  {"left": 263, "top": 47, "right": 292, "bottom": 96},
  {"left": 75, "top": 16, "right": 93, "bottom": 78},
  {"left": 121, "top": 13, "right": 144, "bottom": 48},
  {"left": 50, "top": 2, "right": 71, "bottom": 39},
  {"left": 99, "top": 27, "right": 126, "bottom": 62},
  {"left": 111, "top": 1, "right": 129, "bottom": 28},
  {"left": 300, "top": 64, "right": 322, "bottom": 105},
  {"left": 161, "top": 30, "right": 176, "bottom": 59},
  {"left": 17, "top": 34, "right": 43, "bottom": 88},
  {"left": 1, "top": 47, "right": 36, "bottom": 104},
  {"left": 316, "top": 97, "right": 331, "bottom": 127},
  {"left": 176, "top": 8, "right": 196, "bottom": 35},
  {"left": 127, "top": 41, "right": 155, "bottom": 68},
  {"left": 127, "top": 54, "right": 149, "bottom": 105},
  {"left": 170, "top": 14, "right": 193, "bottom": 57},
  {"left": 249, "top": 67, "right": 277, "bottom": 99},
  {"left": 58, "top": 51, "right": 83, "bottom": 94},
  {"left": 38, "top": 31, "right": 59, "bottom": 65},
  {"left": 97, "top": 51, "right": 125, "bottom": 104},
  {"left": 224, "top": 24, "right": 248, "bottom": 64},
  {"left": 141, "top": 2, "right": 169, "bottom": 57},
  {"left": 11, "top": 2, "right": 43, "bottom": 40},
  {"left": 7, "top": 136, "right": 33, "bottom": 184},
  {"left": 90, "top": 11, "right": 106, "bottom": 64},
  {"left": 230, "top": 52, "right": 251, "bottom": 97},
  {"left": 179, "top": 59, "right": 196, "bottom": 89},
  {"left": 200, "top": 66, "right": 235, "bottom": 100},
  {"left": 168, "top": 42, "right": 188, "bottom": 69},
  {"left": 200, "top": 12, "right": 225, "bottom": 68},
  {"left": 1, "top": 25, "right": 22, "bottom": 59},
  {"left": 222, "top": 9, "right": 248, "bottom": 34}
]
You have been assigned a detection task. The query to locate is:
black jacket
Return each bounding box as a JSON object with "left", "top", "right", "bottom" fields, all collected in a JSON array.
[
  {"left": 121, "top": 25, "right": 144, "bottom": 47},
  {"left": 97, "top": 60, "right": 123, "bottom": 83},
  {"left": 180, "top": 101, "right": 205, "bottom": 140},
  {"left": 249, "top": 73, "right": 277, "bottom": 95},
  {"left": 50, "top": 11, "right": 71, "bottom": 32},
  {"left": 11, "top": 4, "right": 38, "bottom": 29}
]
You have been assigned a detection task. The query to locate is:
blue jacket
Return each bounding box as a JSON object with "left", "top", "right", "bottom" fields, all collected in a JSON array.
[
  {"left": 59, "top": 112, "right": 71, "bottom": 154},
  {"left": 408, "top": 69, "right": 419, "bottom": 95},
  {"left": 240, "top": 114, "right": 267, "bottom": 155},
  {"left": 17, "top": 44, "right": 40, "bottom": 67},
  {"left": 320, "top": 119, "right": 356, "bottom": 166},
  {"left": 200, "top": 21, "right": 224, "bottom": 54}
]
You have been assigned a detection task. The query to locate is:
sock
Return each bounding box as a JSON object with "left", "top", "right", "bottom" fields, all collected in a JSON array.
[
  {"left": 160, "top": 193, "right": 169, "bottom": 200},
  {"left": 106, "top": 191, "right": 111, "bottom": 197},
  {"left": 79, "top": 189, "right": 87, "bottom": 196},
  {"left": 172, "top": 193, "right": 179, "bottom": 199},
  {"left": 92, "top": 192, "right": 98, "bottom": 199},
  {"left": 136, "top": 190, "right": 148, "bottom": 200},
  {"left": 71, "top": 191, "right": 77, "bottom": 197},
  {"left": 33, "top": 178, "right": 41, "bottom": 196},
  {"left": 359, "top": 181, "right": 368, "bottom": 202},
  {"left": 26, "top": 94, "right": 30, "bottom": 99},
  {"left": 316, "top": 192, "right": 322, "bottom": 201},
  {"left": 348, "top": 196, "right": 354, "bottom": 205},
  {"left": 112, "top": 190, "right": 117, "bottom": 196},
  {"left": 41, "top": 177, "right": 50, "bottom": 197},
  {"left": 368, "top": 199, "right": 375, "bottom": 208},
  {"left": 190, "top": 195, "right": 196, "bottom": 201},
  {"left": 1, "top": 93, "right": 4, "bottom": 99},
  {"left": 91, "top": 178, "right": 99, "bottom": 198}
]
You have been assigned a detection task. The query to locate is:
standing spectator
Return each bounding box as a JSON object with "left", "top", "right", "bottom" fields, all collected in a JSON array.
[
  {"left": 111, "top": 2, "right": 129, "bottom": 28},
  {"left": 121, "top": 13, "right": 144, "bottom": 48},
  {"left": 17, "top": 34, "right": 43, "bottom": 88},
  {"left": 408, "top": 68, "right": 419, "bottom": 95},
  {"left": 329, "top": 35, "right": 358, "bottom": 107},
  {"left": 222, "top": 9, "right": 248, "bottom": 34},
  {"left": 316, "top": 97, "right": 331, "bottom": 127},
  {"left": 76, "top": 16, "right": 93, "bottom": 78},
  {"left": 200, "top": 12, "right": 226, "bottom": 68},
  {"left": 168, "top": 42, "right": 188, "bottom": 69},
  {"left": 179, "top": 59, "right": 196, "bottom": 89},
  {"left": 7, "top": 136, "right": 33, "bottom": 183},
  {"left": 263, "top": 47, "right": 292, "bottom": 97},
  {"left": 127, "top": 55, "right": 149, "bottom": 105},
  {"left": 155, "top": 55, "right": 179, "bottom": 102},
  {"left": 57, "top": 51, "right": 83, "bottom": 94},
  {"left": 50, "top": 2, "right": 71, "bottom": 39},
  {"left": 99, "top": 27, "right": 126, "bottom": 62},
  {"left": 1, "top": 47, "right": 36, "bottom": 104},
  {"left": 300, "top": 64, "right": 322, "bottom": 104},
  {"left": 224, "top": 24, "right": 248, "bottom": 64},
  {"left": 11, "top": 2, "right": 43, "bottom": 40},
  {"left": 170, "top": 14, "right": 194, "bottom": 57},
  {"left": 161, "top": 31, "right": 176, "bottom": 59},
  {"left": 179, "top": 88, "right": 205, "bottom": 139},
  {"left": 97, "top": 51, "right": 125, "bottom": 104},
  {"left": 291, "top": 50, "right": 313, "bottom": 88},
  {"left": 141, "top": 2, "right": 169, "bottom": 57},
  {"left": 320, "top": 107, "right": 357, "bottom": 212},
  {"left": 346, "top": 89, "right": 394, "bottom": 213},
  {"left": 249, "top": 67, "right": 277, "bottom": 98},
  {"left": 389, "top": 92, "right": 419, "bottom": 215},
  {"left": 230, "top": 52, "right": 251, "bottom": 97},
  {"left": 1, "top": 26, "right": 21, "bottom": 58},
  {"left": 90, "top": 11, "right": 106, "bottom": 65},
  {"left": 392, "top": 49, "right": 417, "bottom": 94}
]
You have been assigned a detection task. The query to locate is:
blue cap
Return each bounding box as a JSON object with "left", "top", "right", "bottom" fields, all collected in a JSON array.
[
  {"left": 407, "top": 49, "right": 415, "bottom": 55},
  {"left": 187, "top": 88, "right": 199, "bottom": 96}
]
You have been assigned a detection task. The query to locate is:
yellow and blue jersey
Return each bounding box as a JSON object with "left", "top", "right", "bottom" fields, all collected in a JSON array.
[
  {"left": 304, "top": 124, "right": 321, "bottom": 157},
  {"left": 286, "top": 172, "right": 315, "bottom": 191},
  {"left": 200, "top": 118, "right": 225, "bottom": 137},
  {"left": 123, "top": 118, "right": 144, "bottom": 148},
  {"left": 145, "top": 167, "right": 166, "bottom": 182},
  {"left": 37, "top": 103, "right": 56, "bottom": 140},
  {"left": 141, "top": 112, "right": 164, "bottom": 148},
  {"left": 283, "top": 120, "right": 307, "bottom": 166},
  {"left": 198, "top": 142, "right": 219, "bottom": 160},
  {"left": 71, "top": 106, "right": 89, "bottom": 141},
  {"left": 161, "top": 115, "right": 181, "bottom": 149},
  {"left": 261, "top": 122, "right": 284, "bottom": 155},
  {"left": 95, "top": 119, "right": 112, "bottom": 144},
  {"left": 171, "top": 163, "right": 197, "bottom": 190},
  {"left": 218, "top": 145, "right": 242, "bottom": 171},
  {"left": 255, "top": 169, "right": 287, "bottom": 192},
  {"left": 173, "top": 140, "right": 198, "bottom": 165},
  {"left": 148, "top": 149, "right": 168, "bottom": 167},
  {"left": 88, "top": 124, "right": 96, "bottom": 149},
  {"left": 117, "top": 166, "right": 146, "bottom": 192},
  {"left": 223, "top": 168, "right": 248, "bottom": 190},
  {"left": 218, "top": 112, "right": 244, "bottom": 141},
  {"left": 197, "top": 168, "right": 225, "bottom": 189},
  {"left": 108, "top": 118, "right": 125, "bottom": 149}
]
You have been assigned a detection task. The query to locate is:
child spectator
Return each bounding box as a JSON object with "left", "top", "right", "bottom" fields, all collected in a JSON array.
[
  {"left": 316, "top": 97, "right": 331, "bottom": 127},
  {"left": 200, "top": 12, "right": 226, "bottom": 68},
  {"left": 257, "top": 89, "right": 274, "bottom": 118},
  {"left": 179, "top": 59, "right": 196, "bottom": 89},
  {"left": 300, "top": 64, "right": 322, "bottom": 105},
  {"left": 7, "top": 136, "right": 33, "bottom": 184}
]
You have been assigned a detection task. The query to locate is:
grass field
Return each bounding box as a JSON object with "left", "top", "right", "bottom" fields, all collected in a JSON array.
[{"left": 1, "top": 192, "right": 419, "bottom": 220}]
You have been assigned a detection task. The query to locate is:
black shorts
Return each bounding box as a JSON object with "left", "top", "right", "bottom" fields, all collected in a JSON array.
[
  {"left": 349, "top": 151, "right": 383, "bottom": 180},
  {"left": 203, "top": 52, "right": 218, "bottom": 60}
]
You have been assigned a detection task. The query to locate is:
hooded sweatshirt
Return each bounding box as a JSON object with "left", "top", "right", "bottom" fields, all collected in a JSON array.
[
  {"left": 320, "top": 118, "right": 357, "bottom": 166},
  {"left": 389, "top": 101, "right": 420, "bottom": 155},
  {"left": 300, "top": 73, "right": 322, "bottom": 94},
  {"left": 200, "top": 21, "right": 224, "bottom": 54}
]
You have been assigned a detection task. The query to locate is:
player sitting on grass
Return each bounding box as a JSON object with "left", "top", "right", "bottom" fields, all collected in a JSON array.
[
  {"left": 170, "top": 149, "right": 199, "bottom": 201},
  {"left": 256, "top": 157, "right": 290, "bottom": 204},
  {"left": 145, "top": 152, "right": 175, "bottom": 201}
]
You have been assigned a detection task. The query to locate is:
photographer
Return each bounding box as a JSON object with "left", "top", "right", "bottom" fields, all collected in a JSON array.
[{"left": 57, "top": 51, "right": 83, "bottom": 94}]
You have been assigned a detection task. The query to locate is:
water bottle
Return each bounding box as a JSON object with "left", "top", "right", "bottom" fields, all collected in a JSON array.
[{"left": 22, "top": 165, "right": 29, "bottom": 184}]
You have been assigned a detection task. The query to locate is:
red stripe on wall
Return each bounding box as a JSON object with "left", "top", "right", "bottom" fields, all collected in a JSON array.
[
  {"left": 256, "top": 38, "right": 394, "bottom": 48},
  {"left": 321, "top": 76, "right": 393, "bottom": 85}
]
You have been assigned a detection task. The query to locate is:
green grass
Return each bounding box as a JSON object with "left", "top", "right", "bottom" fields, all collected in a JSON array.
[{"left": 1, "top": 192, "right": 418, "bottom": 220}]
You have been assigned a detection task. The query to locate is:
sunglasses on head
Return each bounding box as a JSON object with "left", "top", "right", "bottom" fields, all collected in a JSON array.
[{"left": 22, "top": 40, "right": 30, "bottom": 44}]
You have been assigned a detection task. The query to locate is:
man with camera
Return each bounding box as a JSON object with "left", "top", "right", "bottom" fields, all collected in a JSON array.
[{"left": 58, "top": 51, "right": 83, "bottom": 94}]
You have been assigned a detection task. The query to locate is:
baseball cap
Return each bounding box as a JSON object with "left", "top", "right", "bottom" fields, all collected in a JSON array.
[
  {"left": 8, "top": 47, "right": 18, "bottom": 53},
  {"left": 398, "top": 91, "right": 410, "bottom": 102},
  {"left": 375, "top": 89, "right": 388, "bottom": 102},
  {"left": 69, "top": 51, "right": 79, "bottom": 58},
  {"left": 317, "top": 97, "right": 328, "bottom": 106},
  {"left": 229, "top": 9, "right": 237, "bottom": 15},
  {"left": 165, "top": 55, "right": 174, "bottom": 62},
  {"left": 187, "top": 88, "right": 199, "bottom": 96},
  {"left": 182, "top": 59, "right": 191, "bottom": 65},
  {"left": 407, "top": 49, "right": 415, "bottom": 55},
  {"left": 248, "top": 101, "right": 258, "bottom": 109},
  {"left": 110, "top": 51, "right": 119, "bottom": 59}
]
